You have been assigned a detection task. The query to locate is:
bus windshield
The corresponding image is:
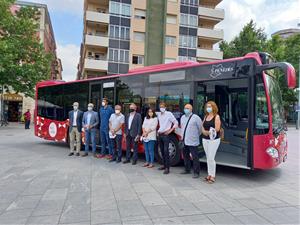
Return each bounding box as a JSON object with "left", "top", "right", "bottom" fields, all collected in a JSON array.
[{"left": 265, "top": 75, "right": 284, "bottom": 131}]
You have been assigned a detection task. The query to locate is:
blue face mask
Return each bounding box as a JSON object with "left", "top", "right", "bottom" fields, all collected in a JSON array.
[
  {"left": 184, "top": 109, "right": 190, "bottom": 115},
  {"left": 206, "top": 107, "right": 212, "bottom": 113}
]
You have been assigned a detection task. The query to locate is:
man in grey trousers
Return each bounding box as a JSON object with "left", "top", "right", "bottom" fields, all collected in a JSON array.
[{"left": 68, "top": 102, "right": 84, "bottom": 156}]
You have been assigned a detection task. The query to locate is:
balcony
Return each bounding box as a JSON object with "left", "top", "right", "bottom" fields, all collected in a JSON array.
[
  {"left": 198, "top": 6, "right": 224, "bottom": 21},
  {"left": 84, "top": 58, "right": 108, "bottom": 71},
  {"left": 86, "top": 10, "right": 109, "bottom": 24},
  {"left": 197, "top": 48, "right": 223, "bottom": 61},
  {"left": 85, "top": 34, "right": 109, "bottom": 47},
  {"left": 198, "top": 27, "right": 223, "bottom": 41}
]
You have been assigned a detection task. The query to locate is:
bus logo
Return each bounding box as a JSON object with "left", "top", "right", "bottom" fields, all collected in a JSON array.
[
  {"left": 49, "top": 122, "right": 57, "bottom": 138},
  {"left": 210, "top": 64, "right": 234, "bottom": 78}
]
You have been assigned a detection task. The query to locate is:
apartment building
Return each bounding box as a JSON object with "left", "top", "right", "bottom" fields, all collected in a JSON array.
[{"left": 78, "top": 0, "right": 224, "bottom": 79}]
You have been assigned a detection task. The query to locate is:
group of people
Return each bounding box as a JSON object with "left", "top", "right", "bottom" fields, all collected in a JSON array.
[{"left": 68, "top": 99, "right": 221, "bottom": 183}]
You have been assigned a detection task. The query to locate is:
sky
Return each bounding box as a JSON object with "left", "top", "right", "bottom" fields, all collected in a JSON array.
[{"left": 27, "top": 0, "right": 300, "bottom": 81}]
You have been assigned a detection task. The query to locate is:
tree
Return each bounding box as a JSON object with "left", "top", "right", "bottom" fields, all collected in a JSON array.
[
  {"left": 219, "top": 20, "right": 299, "bottom": 108},
  {"left": 219, "top": 20, "right": 268, "bottom": 59},
  {"left": 0, "top": 0, "right": 52, "bottom": 98}
]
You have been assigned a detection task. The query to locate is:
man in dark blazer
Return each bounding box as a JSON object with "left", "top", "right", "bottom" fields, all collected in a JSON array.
[
  {"left": 68, "top": 102, "right": 84, "bottom": 156},
  {"left": 123, "top": 103, "right": 142, "bottom": 165}
]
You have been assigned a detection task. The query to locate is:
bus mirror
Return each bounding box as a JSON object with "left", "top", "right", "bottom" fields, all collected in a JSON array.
[{"left": 256, "top": 62, "right": 296, "bottom": 89}]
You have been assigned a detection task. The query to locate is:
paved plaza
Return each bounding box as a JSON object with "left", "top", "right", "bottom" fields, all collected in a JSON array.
[{"left": 0, "top": 124, "right": 299, "bottom": 225}]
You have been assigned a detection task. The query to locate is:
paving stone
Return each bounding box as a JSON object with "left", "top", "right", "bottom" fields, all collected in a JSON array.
[
  {"left": 91, "top": 209, "right": 121, "bottom": 225},
  {"left": 42, "top": 188, "right": 68, "bottom": 201},
  {"left": 138, "top": 192, "right": 167, "bottom": 206},
  {"left": 164, "top": 197, "right": 201, "bottom": 216},
  {"left": 152, "top": 216, "right": 184, "bottom": 225},
  {"left": 193, "top": 201, "right": 225, "bottom": 214},
  {"left": 0, "top": 208, "right": 32, "bottom": 224},
  {"left": 26, "top": 214, "right": 60, "bottom": 225},
  {"left": 32, "top": 200, "right": 65, "bottom": 216},
  {"left": 6, "top": 195, "right": 41, "bottom": 211},
  {"left": 207, "top": 212, "right": 242, "bottom": 225},
  {"left": 117, "top": 200, "right": 148, "bottom": 219},
  {"left": 236, "top": 214, "right": 270, "bottom": 224},
  {"left": 145, "top": 205, "right": 176, "bottom": 218},
  {"left": 60, "top": 204, "right": 90, "bottom": 224},
  {"left": 180, "top": 214, "right": 214, "bottom": 224}
]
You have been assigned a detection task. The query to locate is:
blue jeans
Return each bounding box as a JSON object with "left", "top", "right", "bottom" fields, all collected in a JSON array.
[
  {"left": 143, "top": 140, "right": 156, "bottom": 164},
  {"left": 85, "top": 129, "right": 96, "bottom": 153},
  {"left": 110, "top": 134, "right": 122, "bottom": 161},
  {"left": 100, "top": 130, "right": 112, "bottom": 155}
]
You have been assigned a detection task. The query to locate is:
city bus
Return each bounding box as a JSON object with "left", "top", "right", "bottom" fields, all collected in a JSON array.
[{"left": 34, "top": 52, "right": 296, "bottom": 170}]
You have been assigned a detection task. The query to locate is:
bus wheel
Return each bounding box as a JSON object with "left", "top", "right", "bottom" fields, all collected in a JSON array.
[{"left": 155, "top": 134, "right": 181, "bottom": 166}]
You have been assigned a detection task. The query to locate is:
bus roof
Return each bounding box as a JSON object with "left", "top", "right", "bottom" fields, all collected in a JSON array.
[{"left": 36, "top": 54, "right": 256, "bottom": 88}]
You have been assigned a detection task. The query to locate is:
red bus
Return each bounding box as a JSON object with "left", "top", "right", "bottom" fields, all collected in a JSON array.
[{"left": 34, "top": 52, "right": 296, "bottom": 170}]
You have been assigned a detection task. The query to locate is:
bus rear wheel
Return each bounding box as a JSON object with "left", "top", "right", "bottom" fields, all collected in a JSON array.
[{"left": 155, "top": 134, "right": 181, "bottom": 166}]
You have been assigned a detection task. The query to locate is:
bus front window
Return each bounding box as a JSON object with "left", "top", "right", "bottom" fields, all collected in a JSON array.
[
  {"left": 265, "top": 75, "right": 285, "bottom": 132},
  {"left": 255, "top": 77, "right": 269, "bottom": 133}
]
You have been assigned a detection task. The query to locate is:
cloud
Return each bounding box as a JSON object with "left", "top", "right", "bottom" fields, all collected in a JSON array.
[
  {"left": 24, "top": 0, "right": 83, "bottom": 17},
  {"left": 56, "top": 44, "right": 80, "bottom": 81},
  {"left": 217, "top": 0, "right": 300, "bottom": 42}
]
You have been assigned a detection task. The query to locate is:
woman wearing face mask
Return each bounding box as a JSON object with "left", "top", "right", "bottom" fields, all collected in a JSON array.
[
  {"left": 141, "top": 108, "right": 158, "bottom": 168},
  {"left": 201, "top": 101, "right": 221, "bottom": 184}
]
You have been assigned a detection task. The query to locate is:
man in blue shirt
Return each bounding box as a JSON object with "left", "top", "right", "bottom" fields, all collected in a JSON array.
[{"left": 98, "top": 98, "right": 114, "bottom": 159}]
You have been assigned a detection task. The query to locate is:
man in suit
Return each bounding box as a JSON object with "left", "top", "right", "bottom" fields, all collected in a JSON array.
[
  {"left": 82, "top": 103, "right": 99, "bottom": 157},
  {"left": 68, "top": 102, "right": 84, "bottom": 156},
  {"left": 123, "top": 103, "right": 142, "bottom": 165}
]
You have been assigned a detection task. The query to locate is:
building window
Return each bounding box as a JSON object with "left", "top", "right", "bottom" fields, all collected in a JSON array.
[
  {"left": 134, "top": 9, "right": 146, "bottom": 19},
  {"left": 109, "top": 25, "right": 130, "bottom": 40},
  {"left": 167, "top": 15, "right": 177, "bottom": 24},
  {"left": 180, "top": 14, "right": 197, "bottom": 27},
  {"left": 132, "top": 55, "right": 144, "bottom": 65},
  {"left": 109, "top": 49, "right": 129, "bottom": 63},
  {"left": 168, "top": 0, "right": 177, "bottom": 2},
  {"left": 178, "top": 56, "right": 196, "bottom": 61},
  {"left": 134, "top": 32, "right": 145, "bottom": 42},
  {"left": 165, "top": 58, "right": 176, "bottom": 63},
  {"left": 179, "top": 35, "right": 197, "bottom": 48},
  {"left": 165, "top": 36, "right": 176, "bottom": 46},
  {"left": 109, "top": 2, "right": 131, "bottom": 17},
  {"left": 181, "top": 0, "right": 198, "bottom": 6},
  {"left": 95, "top": 53, "right": 106, "bottom": 60}
]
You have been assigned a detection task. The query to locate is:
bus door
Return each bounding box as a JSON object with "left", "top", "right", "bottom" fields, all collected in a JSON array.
[{"left": 90, "top": 81, "right": 116, "bottom": 112}]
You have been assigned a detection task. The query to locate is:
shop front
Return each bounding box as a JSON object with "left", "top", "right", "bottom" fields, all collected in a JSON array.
[{"left": 1, "top": 94, "right": 23, "bottom": 122}]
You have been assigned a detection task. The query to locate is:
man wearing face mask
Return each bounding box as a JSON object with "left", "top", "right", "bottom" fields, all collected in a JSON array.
[
  {"left": 109, "top": 105, "right": 125, "bottom": 163},
  {"left": 98, "top": 98, "right": 114, "bottom": 159},
  {"left": 123, "top": 103, "right": 142, "bottom": 165},
  {"left": 82, "top": 103, "right": 99, "bottom": 157},
  {"left": 180, "top": 104, "right": 202, "bottom": 178},
  {"left": 68, "top": 102, "right": 84, "bottom": 156},
  {"left": 157, "top": 102, "right": 178, "bottom": 174}
]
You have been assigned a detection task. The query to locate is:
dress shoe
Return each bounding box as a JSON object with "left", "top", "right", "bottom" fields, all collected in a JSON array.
[
  {"left": 116, "top": 159, "right": 121, "bottom": 163},
  {"left": 68, "top": 153, "right": 74, "bottom": 156},
  {"left": 193, "top": 174, "right": 200, "bottom": 179},
  {"left": 132, "top": 161, "right": 137, "bottom": 165},
  {"left": 93, "top": 153, "right": 98, "bottom": 158},
  {"left": 75, "top": 153, "right": 80, "bottom": 156},
  {"left": 163, "top": 169, "right": 170, "bottom": 174},
  {"left": 158, "top": 166, "right": 165, "bottom": 170},
  {"left": 109, "top": 158, "right": 116, "bottom": 163},
  {"left": 81, "top": 153, "right": 88, "bottom": 157},
  {"left": 123, "top": 160, "right": 130, "bottom": 164},
  {"left": 180, "top": 171, "right": 191, "bottom": 175}
]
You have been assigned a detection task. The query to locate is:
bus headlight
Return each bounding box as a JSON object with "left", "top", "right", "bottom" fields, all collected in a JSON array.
[{"left": 266, "top": 147, "right": 279, "bottom": 158}]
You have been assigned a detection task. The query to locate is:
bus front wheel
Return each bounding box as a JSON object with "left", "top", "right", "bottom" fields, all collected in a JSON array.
[{"left": 155, "top": 134, "right": 181, "bottom": 166}]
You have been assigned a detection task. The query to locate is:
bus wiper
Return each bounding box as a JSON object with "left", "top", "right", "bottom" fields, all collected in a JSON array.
[{"left": 273, "top": 126, "right": 284, "bottom": 135}]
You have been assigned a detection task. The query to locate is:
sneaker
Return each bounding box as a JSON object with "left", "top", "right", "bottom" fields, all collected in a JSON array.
[
  {"left": 105, "top": 155, "right": 111, "bottom": 159},
  {"left": 143, "top": 163, "right": 149, "bottom": 167},
  {"left": 68, "top": 153, "right": 74, "bottom": 156},
  {"left": 116, "top": 159, "right": 121, "bottom": 163},
  {"left": 98, "top": 154, "right": 105, "bottom": 158},
  {"left": 158, "top": 166, "right": 165, "bottom": 170},
  {"left": 109, "top": 158, "right": 116, "bottom": 163},
  {"left": 147, "top": 164, "right": 154, "bottom": 168},
  {"left": 75, "top": 153, "right": 80, "bottom": 156},
  {"left": 81, "top": 153, "right": 88, "bottom": 157},
  {"left": 193, "top": 174, "right": 200, "bottom": 179},
  {"left": 132, "top": 161, "right": 137, "bottom": 165}
]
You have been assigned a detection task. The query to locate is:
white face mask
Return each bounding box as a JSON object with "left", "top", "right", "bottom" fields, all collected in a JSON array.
[
  {"left": 102, "top": 102, "right": 106, "bottom": 107},
  {"left": 115, "top": 109, "right": 120, "bottom": 114},
  {"left": 160, "top": 108, "right": 166, "bottom": 113},
  {"left": 88, "top": 107, "right": 93, "bottom": 111},
  {"left": 73, "top": 106, "right": 78, "bottom": 111}
]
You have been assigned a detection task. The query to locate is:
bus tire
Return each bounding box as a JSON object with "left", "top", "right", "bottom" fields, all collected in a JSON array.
[{"left": 155, "top": 134, "right": 181, "bottom": 167}]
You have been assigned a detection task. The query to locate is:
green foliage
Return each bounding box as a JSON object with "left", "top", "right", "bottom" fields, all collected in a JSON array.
[
  {"left": 0, "top": 0, "right": 52, "bottom": 98},
  {"left": 219, "top": 20, "right": 299, "bottom": 107}
]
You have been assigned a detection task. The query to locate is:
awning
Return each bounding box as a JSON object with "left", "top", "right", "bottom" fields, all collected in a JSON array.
[{"left": 0, "top": 93, "right": 23, "bottom": 102}]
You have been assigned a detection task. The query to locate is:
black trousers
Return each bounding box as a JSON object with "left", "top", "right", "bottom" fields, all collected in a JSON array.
[
  {"left": 183, "top": 145, "right": 200, "bottom": 175},
  {"left": 25, "top": 120, "right": 30, "bottom": 129},
  {"left": 126, "top": 135, "right": 138, "bottom": 161},
  {"left": 159, "top": 135, "right": 170, "bottom": 169}
]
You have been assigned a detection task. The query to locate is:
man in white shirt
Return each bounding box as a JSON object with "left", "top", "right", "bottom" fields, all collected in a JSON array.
[{"left": 157, "top": 102, "right": 178, "bottom": 174}]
